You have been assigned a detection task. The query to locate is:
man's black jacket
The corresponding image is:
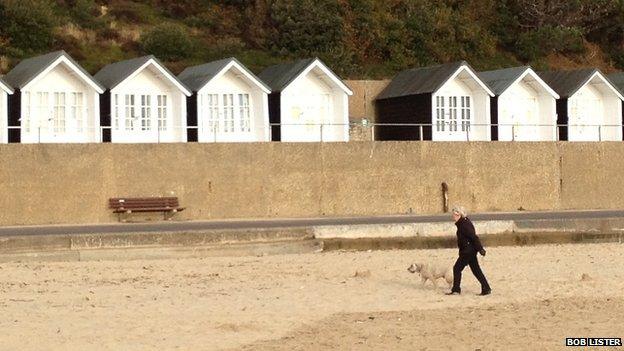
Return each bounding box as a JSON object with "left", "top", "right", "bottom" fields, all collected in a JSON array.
[{"left": 455, "top": 216, "right": 484, "bottom": 255}]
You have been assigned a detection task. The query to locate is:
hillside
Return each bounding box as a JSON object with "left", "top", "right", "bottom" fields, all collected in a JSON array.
[{"left": 1, "top": 0, "right": 624, "bottom": 78}]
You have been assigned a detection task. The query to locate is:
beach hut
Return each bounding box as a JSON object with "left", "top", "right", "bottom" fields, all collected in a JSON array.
[
  {"left": 538, "top": 69, "right": 623, "bottom": 141},
  {"left": 375, "top": 61, "right": 494, "bottom": 141},
  {"left": 3, "top": 51, "right": 104, "bottom": 143},
  {"left": 95, "top": 56, "right": 191, "bottom": 143},
  {"left": 258, "top": 58, "right": 352, "bottom": 142},
  {"left": 479, "top": 66, "right": 559, "bottom": 141},
  {"left": 178, "top": 58, "right": 271, "bottom": 142}
]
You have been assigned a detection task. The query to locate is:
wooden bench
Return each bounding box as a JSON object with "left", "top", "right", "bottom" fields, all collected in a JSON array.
[{"left": 109, "top": 197, "right": 185, "bottom": 221}]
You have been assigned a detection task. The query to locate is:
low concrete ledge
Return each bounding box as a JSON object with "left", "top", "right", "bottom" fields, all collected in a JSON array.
[
  {"left": 322, "top": 231, "right": 624, "bottom": 252},
  {"left": 0, "top": 239, "right": 323, "bottom": 263},
  {"left": 69, "top": 227, "right": 313, "bottom": 250},
  {"left": 1, "top": 217, "right": 624, "bottom": 262},
  {"left": 313, "top": 221, "right": 516, "bottom": 239},
  {"left": 514, "top": 218, "right": 624, "bottom": 232},
  {"left": 0, "top": 234, "right": 71, "bottom": 253}
]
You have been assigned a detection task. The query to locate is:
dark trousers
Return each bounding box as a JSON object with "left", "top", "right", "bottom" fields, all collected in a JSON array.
[{"left": 451, "top": 253, "right": 491, "bottom": 293}]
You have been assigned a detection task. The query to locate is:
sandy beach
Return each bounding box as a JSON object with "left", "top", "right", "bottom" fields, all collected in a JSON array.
[{"left": 0, "top": 242, "right": 623, "bottom": 350}]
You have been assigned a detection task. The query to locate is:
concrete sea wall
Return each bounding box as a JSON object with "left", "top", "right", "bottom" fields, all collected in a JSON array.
[{"left": 1, "top": 142, "right": 624, "bottom": 226}]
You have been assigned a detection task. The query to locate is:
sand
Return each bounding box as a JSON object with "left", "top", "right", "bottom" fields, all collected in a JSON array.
[{"left": 0, "top": 243, "right": 623, "bottom": 350}]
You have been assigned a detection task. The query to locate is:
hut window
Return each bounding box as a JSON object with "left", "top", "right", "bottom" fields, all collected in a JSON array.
[
  {"left": 23, "top": 92, "right": 31, "bottom": 133},
  {"left": 157, "top": 95, "right": 167, "bottom": 131},
  {"left": 207, "top": 94, "right": 219, "bottom": 132},
  {"left": 124, "top": 94, "right": 136, "bottom": 131},
  {"left": 53, "top": 92, "right": 66, "bottom": 133},
  {"left": 449, "top": 96, "right": 458, "bottom": 131},
  {"left": 140, "top": 95, "right": 151, "bottom": 131},
  {"left": 70, "top": 92, "right": 83, "bottom": 133},
  {"left": 461, "top": 96, "right": 471, "bottom": 132},
  {"left": 436, "top": 96, "right": 445, "bottom": 131},
  {"left": 223, "top": 94, "right": 235, "bottom": 132},
  {"left": 113, "top": 94, "right": 120, "bottom": 130},
  {"left": 238, "top": 93, "right": 250, "bottom": 132}
]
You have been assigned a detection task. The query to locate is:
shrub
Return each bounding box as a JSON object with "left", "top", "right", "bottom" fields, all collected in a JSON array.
[
  {"left": 516, "top": 26, "right": 585, "bottom": 61},
  {"left": 0, "top": 0, "right": 57, "bottom": 54},
  {"left": 140, "top": 23, "right": 193, "bottom": 61},
  {"left": 269, "top": 0, "right": 345, "bottom": 57}
]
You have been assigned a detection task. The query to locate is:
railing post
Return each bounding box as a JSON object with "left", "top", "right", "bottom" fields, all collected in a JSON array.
[
  {"left": 512, "top": 124, "right": 515, "bottom": 141},
  {"left": 320, "top": 124, "right": 324, "bottom": 142},
  {"left": 213, "top": 124, "right": 217, "bottom": 143},
  {"left": 371, "top": 124, "right": 375, "bottom": 141},
  {"left": 556, "top": 124, "right": 560, "bottom": 141},
  {"left": 38, "top": 127, "right": 41, "bottom": 143},
  {"left": 419, "top": 125, "right": 423, "bottom": 141},
  {"left": 598, "top": 125, "right": 602, "bottom": 141}
]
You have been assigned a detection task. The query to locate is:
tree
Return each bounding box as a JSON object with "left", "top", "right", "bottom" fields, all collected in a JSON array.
[
  {"left": 0, "top": 0, "right": 57, "bottom": 55},
  {"left": 140, "top": 24, "right": 194, "bottom": 61}
]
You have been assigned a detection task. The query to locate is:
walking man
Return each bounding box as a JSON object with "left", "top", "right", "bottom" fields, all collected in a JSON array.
[{"left": 446, "top": 206, "right": 491, "bottom": 296}]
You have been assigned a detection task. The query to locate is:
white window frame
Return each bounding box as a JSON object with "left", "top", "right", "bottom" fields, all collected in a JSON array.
[
  {"left": 125, "top": 94, "right": 136, "bottom": 131},
  {"left": 70, "top": 92, "right": 84, "bottom": 133},
  {"left": 238, "top": 93, "right": 251, "bottom": 132},
  {"left": 205, "top": 93, "right": 219, "bottom": 133},
  {"left": 140, "top": 94, "right": 151, "bottom": 131},
  {"left": 23, "top": 92, "right": 31, "bottom": 133},
  {"left": 157, "top": 94, "right": 167, "bottom": 132},
  {"left": 436, "top": 96, "right": 445, "bottom": 132},
  {"left": 461, "top": 96, "right": 471, "bottom": 132},
  {"left": 53, "top": 92, "right": 66, "bottom": 134},
  {"left": 113, "top": 94, "right": 120, "bottom": 131}
]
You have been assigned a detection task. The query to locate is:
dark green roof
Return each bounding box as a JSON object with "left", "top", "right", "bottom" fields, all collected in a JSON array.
[
  {"left": 256, "top": 57, "right": 357, "bottom": 94},
  {"left": 376, "top": 61, "right": 490, "bottom": 100},
  {"left": 3, "top": 50, "right": 103, "bottom": 91},
  {"left": 478, "top": 66, "right": 531, "bottom": 96},
  {"left": 95, "top": 55, "right": 190, "bottom": 94},
  {"left": 178, "top": 57, "right": 270, "bottom": 92},
  {"left": 537, "top": 69, "right": 602, "bottom": 98},
  {"left": 608, "top": 72, "right": 624, "bottom": 92}
]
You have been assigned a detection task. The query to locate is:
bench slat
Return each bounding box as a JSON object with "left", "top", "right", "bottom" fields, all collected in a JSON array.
[
  {"left": 113, "top": 207, "right": 185, "bottom": 213},
  {"left": 109, "top": 197, "right": 182, "bottom": 212}
]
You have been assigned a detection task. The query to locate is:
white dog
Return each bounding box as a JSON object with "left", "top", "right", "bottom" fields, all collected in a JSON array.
[{"left": 407, "top": 262, "right": 453, "bottom": 289}]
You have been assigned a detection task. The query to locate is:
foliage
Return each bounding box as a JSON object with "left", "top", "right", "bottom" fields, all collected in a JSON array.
[
  {"left": 2, "top": 0, "right": 624, "bottom": 75},
  {"left": 140, "top": 23, "right": 193, "bottom": 61},
  {"left": 0, "top": 0, "right": 57, "bottom": 56}
]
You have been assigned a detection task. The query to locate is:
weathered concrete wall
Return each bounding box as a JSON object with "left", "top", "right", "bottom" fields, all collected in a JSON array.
[
  {"left": 346, "top": 80, "right": 390, "bottom": 141},
  {"left": 1, "top": 142, "right": 624, "bottom": 226},
  {"left": 346, "top": 79, "right": 390, "bottom": 122}
]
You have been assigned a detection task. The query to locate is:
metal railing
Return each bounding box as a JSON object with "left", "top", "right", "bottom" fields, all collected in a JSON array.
[{"left": 2, "top": 122, "right": 624, "bottom": 143}]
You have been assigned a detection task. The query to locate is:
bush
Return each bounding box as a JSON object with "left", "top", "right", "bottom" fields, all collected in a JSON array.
[
  {"left": 516, "top": 26, "right": 585, "bottom": 61},
  {"left": 68, "top": 0, "right": 102, "bottom": 29},
  {"left": 269, "top": 0, "right": 345, "bottom": 57},
  {"left": 109, "top": 2, "right": 157, "bottom": 24},
  {"left": 140, "top": 23, "right": 194, "bottom": 61},
  {"left": 0, "top": 0, "right": 57, "bottom": 54}
]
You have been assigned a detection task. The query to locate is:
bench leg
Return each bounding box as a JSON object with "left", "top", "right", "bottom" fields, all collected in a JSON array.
[{"left": 164, "top": 209, "right": 177, "bottom": 221}]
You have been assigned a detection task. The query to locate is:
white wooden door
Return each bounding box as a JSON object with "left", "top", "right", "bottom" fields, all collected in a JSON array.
[
  {"left": 286, "top": 94, "right": 330, "bottom": 141},
  {"left": 435, "top": 95, "right": 471, "bottom": 141},
  {"left": 570, "top": 97, "right": 602, "bottom": 141},
  {"left": 200, "top": 92, "right": 253, "bottom": 142},
  {"left": 511, "top": 97, "right": 539, "bottom": 141}
]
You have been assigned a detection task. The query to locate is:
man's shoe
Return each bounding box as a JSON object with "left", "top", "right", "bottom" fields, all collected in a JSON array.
[
  {"left": 445, "top": 291, "right": 460, "bottom": 295},
  {"left": 478, "top": 289, "right": 491, "bottom": 296}
]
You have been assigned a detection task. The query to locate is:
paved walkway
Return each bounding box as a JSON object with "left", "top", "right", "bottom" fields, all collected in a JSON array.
[{"left": 1, "top": 209, "right": 624, "bottom": 237}]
